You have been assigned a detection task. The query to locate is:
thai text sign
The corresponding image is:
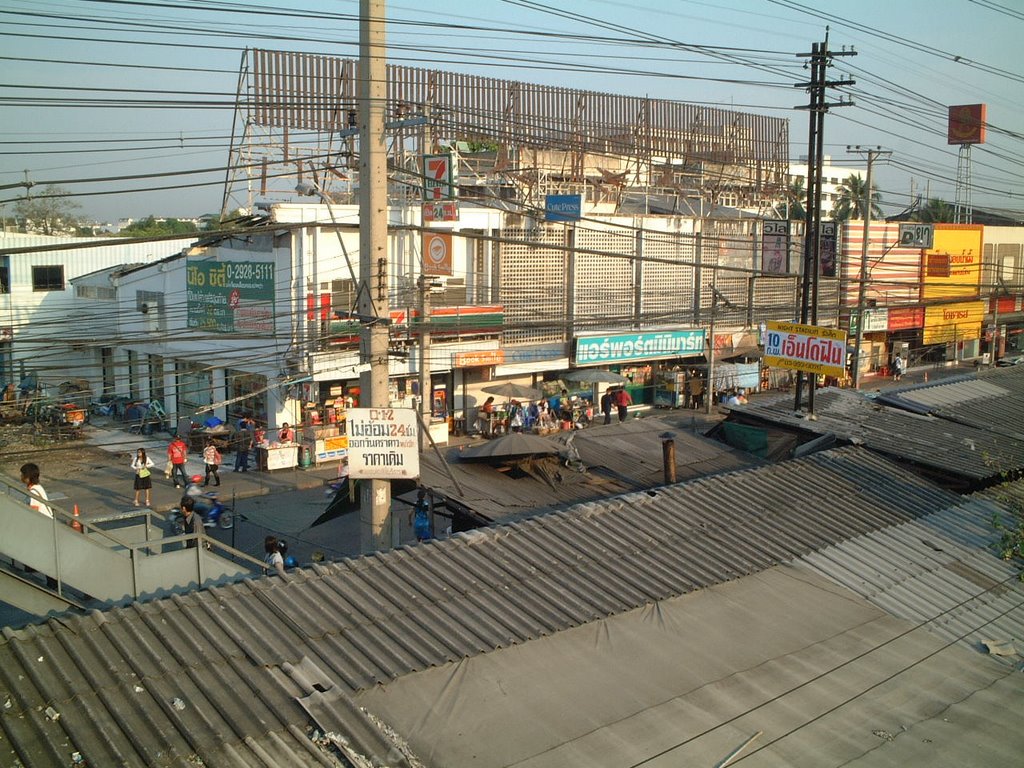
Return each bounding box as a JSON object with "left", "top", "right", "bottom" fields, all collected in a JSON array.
[
  {"left": 346, "top": 408, "right": 420, "bottom": 479},
  {"left": 576, "top": 329, "right": 705, "bottom": 364},
  {"left": 763, "top": 321, "right": 847, "bottom": 378},
  {"left": 186, "top": 260, "right": 275, "bottom": 335},
  {"left": 922, "top": 301, "right": 985, "bottom": 345},
  {"left": 921, "top": 226, "right": 982, "bottom": 300}
]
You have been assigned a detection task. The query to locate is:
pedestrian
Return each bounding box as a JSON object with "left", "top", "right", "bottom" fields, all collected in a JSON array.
[
  {"left": 892, "top": 353, "right": 905, "bottom": 382},
  {"left": 233, "top": 417, "right": 253, "bottom": 472},
  {"left": 20, "top": 462, "right": 52, "bottom": 519},
  {"left": 264, "top": 535, "right": 286, "bottom": 576},
  {"left": 615, "top": 387, "right": 633, "bottom": 422},
  {"left": 278, "top": 422, "right": 294, "bottom": 443},
  {"left": 21, "top": 462, "right": 57, "bottom": 588},
  {"left": 178, "top": 496, "right": 202, "bottom": 549},
  {"left": 131, "top": 448, "right": 155, "bottom": 507},
  {"left": 202, "top": 439, "right": 221, "bottom": 487},
  {"left": 408, "top": 489, "right": 432, "bottom": 542},
  {"left": 167, "top": 434, "right": 188, "bottom": 488},
  {"left": 600, "top": 387, "right": 613, "bottom": 425}
]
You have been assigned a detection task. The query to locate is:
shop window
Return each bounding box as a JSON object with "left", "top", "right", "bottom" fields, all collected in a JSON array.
[
  {"left": 0, "top": 265, "right": 9, "bottom": 293},
  {"left": 32, "top": 265, "right": 64, "bottom": 292}
]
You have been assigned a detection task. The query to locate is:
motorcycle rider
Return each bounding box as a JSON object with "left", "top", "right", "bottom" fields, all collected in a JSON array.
[{"left": 179, "top": 496, "right": 203, "bottom": 549}]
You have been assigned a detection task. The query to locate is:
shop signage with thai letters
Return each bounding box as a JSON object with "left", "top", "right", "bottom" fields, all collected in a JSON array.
[
  {"left": 346, "top": 408, "right": 420, "bottom": 479},
  {"left": 763, "top": 320, "right": 847, "bottom": 378},
  {"left": 575, "top": 329, "right": 705, "bottom": 364}
]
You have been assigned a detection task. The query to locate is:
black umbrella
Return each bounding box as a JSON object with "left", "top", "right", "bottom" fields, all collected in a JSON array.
[
  {"left": 562, "top": 369, "right": 630, "bottom": 385},
  {"left": 459, "top": 433, "right": 563, "bottom": 460}
]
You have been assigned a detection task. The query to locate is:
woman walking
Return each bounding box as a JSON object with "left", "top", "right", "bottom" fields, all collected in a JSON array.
[
  {"left": 131, "top": 448, "right": 155, "bottom": 507},
  {"left": 202, "top": 439, "right": 221, "bottom": 487}
]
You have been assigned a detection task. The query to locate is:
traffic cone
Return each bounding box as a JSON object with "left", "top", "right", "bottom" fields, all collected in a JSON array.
[{"left": 71, "top": 504, "right": 83, "bottom": 533}]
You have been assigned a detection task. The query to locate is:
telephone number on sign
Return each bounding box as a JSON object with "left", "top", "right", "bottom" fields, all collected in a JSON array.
[{"left": 226, "top": 263, "right": 274, "bottom": 281}]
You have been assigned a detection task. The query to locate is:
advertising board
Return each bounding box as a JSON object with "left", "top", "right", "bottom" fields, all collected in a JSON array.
[
  {"left": 186, "top": 260, "right": 275, "bottom": 335},
  {"left": 575, "top": 329, "right": 705, "bottom": 364},
  {"left": 763, "top": 320, "right": 847, "bottom": 379},
  {"left": 346, "top": 408, "right": 420, "bottom": 479}
]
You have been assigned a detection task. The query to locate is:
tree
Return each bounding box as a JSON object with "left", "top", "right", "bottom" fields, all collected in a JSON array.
[
  {"left": 13, "top": 185, "right": 81, "bottom": 235},
  {"left": 831, "top": 173, "right": 882, "bottom": 222},
  {"left": 785, "top": 177, "right": 806, "bottom": 220},
  {"left": 915, "top": 197, "right": 955, "bottom": 223}
]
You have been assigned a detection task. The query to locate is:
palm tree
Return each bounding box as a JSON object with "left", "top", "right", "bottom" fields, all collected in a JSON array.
[
  {"left": 914, "top": 197, "right": 955, "bottom": 223},
  {"left": 831, "top": 173, "right": 882, "bottom": 222},
  {"left": 785, "top": 177, "right": 806, "bottom": 220}
]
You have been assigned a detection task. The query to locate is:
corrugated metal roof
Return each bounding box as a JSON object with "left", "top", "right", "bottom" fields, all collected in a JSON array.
[
  {"left": 877, "top": 365, "right": 1024, "bottom": 441},
  {"left": 419, "top": 416, "right": 759, "bottom": 520},
  {"left": 0, "top": 448, "right": 1013, "bottom": 766},
  {"left": 734, "top": 388, "right": 1024, "bottom": 484}
]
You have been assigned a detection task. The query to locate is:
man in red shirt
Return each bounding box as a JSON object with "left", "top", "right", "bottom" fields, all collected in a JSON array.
[
  {"left": 615, "top": 387, "right": 633, "bottom": 422},
  {"left": 167, "top": 436, "right": 189, "bottom": 489}
]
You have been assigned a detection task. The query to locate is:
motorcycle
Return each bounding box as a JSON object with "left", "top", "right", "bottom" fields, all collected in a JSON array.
[{"left": 169, "top": 476, "right": 234, "bottom": 531}]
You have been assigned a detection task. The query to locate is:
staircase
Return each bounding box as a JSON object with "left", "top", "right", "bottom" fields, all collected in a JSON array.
[{"left": 0, "top": 480, "right": 260, "bottom": 620}]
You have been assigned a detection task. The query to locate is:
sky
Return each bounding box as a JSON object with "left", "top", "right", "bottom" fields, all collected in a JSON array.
[{"left": 0, "top": 0, "right": 1021, "bottom": 224}]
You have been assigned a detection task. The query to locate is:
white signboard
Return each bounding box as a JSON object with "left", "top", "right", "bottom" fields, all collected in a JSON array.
[
  {"left": 346, "top": 408, "right": 420, "bottom": 479},
  {"left": 898, "top": 223, "right": 934, "bottom": 249}
]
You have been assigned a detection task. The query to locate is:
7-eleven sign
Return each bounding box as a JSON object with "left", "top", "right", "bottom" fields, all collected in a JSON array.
[{"left": 423, "top": 153, "right": 455, "bottom": 201}]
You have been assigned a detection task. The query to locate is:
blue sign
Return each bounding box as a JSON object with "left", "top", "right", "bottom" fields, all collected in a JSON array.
[
  {"left": 545, "top": 194, "right": 582, "bottom": 222},
  {"left": 575, "top": 329, "right": 706, "bottom": 364}
]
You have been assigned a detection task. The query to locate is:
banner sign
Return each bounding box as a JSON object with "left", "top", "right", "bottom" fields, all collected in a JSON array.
[
  {"left": 819, "top": 221, "right": 837, "bottom": 277},
  {"left": 761, "top": 220, "right": 789, "bottom": 274},
  {"left": 922, "top": 301, "right": 985, "bottom": 345},
  {"left": 947, "top": 104, "right": 986, "bottom": 145},
  {"left": 575, "top": 329, "right": 705, "bottom": 364},
  {"left": 545, "top": 194, "right": 582, "bottom": 222},
  {"left": 763, "top": 320, "right": 847, "bottom": 378},
  {"left": 423, "top": 200, "right": 459, "bottom": 222},
  {"left": 346, "top": 408, "right": 420, "bottom": 479},
  {"left": 186, "top": 260, "right": 275, "bottom": 335},
  {"left": 423, "top": 153, "right": 455, "bottom": 201},
  {"left": 422, "top": 231, "right": 453, "bottom": 276}
]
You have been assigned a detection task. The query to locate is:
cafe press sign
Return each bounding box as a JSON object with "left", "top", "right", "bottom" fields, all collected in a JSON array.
[{"left": 575, "top": 330, "right": 706, "bottom": 364}]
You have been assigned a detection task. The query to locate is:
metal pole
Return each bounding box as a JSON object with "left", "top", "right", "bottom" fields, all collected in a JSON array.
[
  {"left": 706, "top": 266, "right": 717, "bottom": 415},
  {"left": 852, "top": 149, "right": 874, "bottom": 389},
  {"left": 418, "top": 275, "right": 431, "bottom": 451},
  {"left": 358, "top": 0, "right": 392, "bottom": 553}
]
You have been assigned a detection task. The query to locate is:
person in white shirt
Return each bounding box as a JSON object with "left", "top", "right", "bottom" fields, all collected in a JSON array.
[
  {"left": 20, "top": 462, "right": 52, "bottom": 518},
  {"left": 264, "top": 535, "right": 286, "bottom": 577}
]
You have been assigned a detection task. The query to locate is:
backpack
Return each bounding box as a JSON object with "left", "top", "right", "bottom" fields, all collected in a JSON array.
[{"left": 213, "top": 448, "right": 223, "bottom": 465}]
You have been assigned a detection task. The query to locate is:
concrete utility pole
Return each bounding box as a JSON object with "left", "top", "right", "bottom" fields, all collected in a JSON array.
[
  {"left": 418, "top": 275, "right": 431, "bottom": 451},
  {"left": 358, "top": 0, "right": 391, "bottom": 553},
  {"left": 848, "top": 145, "right": 890, "bottom": 389}
]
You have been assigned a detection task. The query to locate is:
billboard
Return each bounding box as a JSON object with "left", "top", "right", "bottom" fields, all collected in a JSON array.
[
  {"left": 921, "top": 226, "right": 983, "bottom": 301},
  {"left": 763, "top": 320, "right": 847, "bottom": 379},
  {"left": 819, "top": 221, "right": 837, "bottom": 277},
  {"left": 947, "top": 104, "right": 986, "bottom": 145},
  {"left": 423, "top": 154, "right": 455, "bottom": 201},
  {"left": 761, "top": 220, "right": 789, "bottom": 274},
  {"left": 922, "top": 301, "right": 985, "bottom": 345},
  {"left": 346, "top": 408, "right": 420, "bottom": 479},
  {"left": 186, "top": 260, "right": 275, "bottom": 335}
]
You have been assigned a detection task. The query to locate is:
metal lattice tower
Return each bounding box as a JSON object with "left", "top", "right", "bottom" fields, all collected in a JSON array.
[{"left": 954, "top": 144, "right": 972, "bottom": 224}]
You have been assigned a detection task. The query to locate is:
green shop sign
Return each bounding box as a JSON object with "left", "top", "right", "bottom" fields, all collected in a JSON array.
[
  {"left": 186, "top": 260, "right": 276, "bottom": 335},
  {"left": 575, "top": 329, "right": 706, "bottom": 364}
]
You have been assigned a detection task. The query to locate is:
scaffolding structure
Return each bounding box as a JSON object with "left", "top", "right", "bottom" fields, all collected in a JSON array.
[{"left": 222, "top": 49, "right": 789, "bottom": 217}]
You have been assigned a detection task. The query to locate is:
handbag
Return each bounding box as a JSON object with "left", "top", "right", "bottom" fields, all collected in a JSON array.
[{"left": 138, "top": 467, "right": 151, "bottom": 478}]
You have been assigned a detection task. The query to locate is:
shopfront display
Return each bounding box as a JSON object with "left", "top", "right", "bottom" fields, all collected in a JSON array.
[{"left": 257, "top": 443, "right": 299, "bottom": 471}]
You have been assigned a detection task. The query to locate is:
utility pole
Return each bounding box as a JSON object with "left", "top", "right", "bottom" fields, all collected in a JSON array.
[
  {"left": 848, "top": 145, "right": 890, "bottom": 389},
  {"left": 793, "top": 32, "right": 855, "bottom": 414},
  {"left": 358, "top": 0, "right": 391, "bottom": 553},
  {"left": 418, "top": 275, "right": 431, "bottom": 451}
]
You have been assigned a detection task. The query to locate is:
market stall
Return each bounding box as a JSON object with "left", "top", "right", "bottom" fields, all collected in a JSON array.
[{"left": 256, "top": 442, "right": 299, "bottom": 471}]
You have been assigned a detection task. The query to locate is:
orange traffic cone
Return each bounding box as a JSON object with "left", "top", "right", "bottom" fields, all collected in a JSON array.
[{"left": 71, "top": 504, "right": 83, "bottom": 533}]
